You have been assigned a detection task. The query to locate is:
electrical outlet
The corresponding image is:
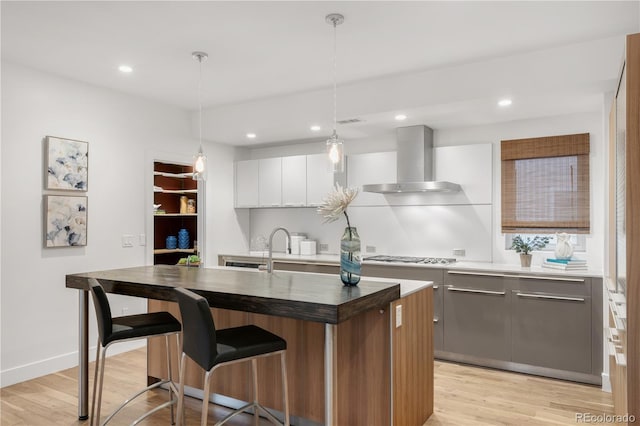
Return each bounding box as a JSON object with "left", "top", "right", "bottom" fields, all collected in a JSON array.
[
  {"left": 453, "top": 248, "right": 466, "bottom": 257},
  {"left": 366, "top": 245, "right": 376, "bottom": 253},
  {"left": 395, "top": 305, "right": 402, "bottom": 328},
  {"left": 319, "top": 243, "right": 329, "bottom": 252},
  {"left": 139, "top": 234, "right": 146, "bottom": 246},
  {"left": 121, "top": 234, "right": 134, "bottom": 248}
]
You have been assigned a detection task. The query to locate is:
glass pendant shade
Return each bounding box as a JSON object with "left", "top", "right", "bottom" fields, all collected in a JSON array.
[
  {"left": 193, "top": 146, "right": 207, "bottom": 181},
  {"left": 326, "top": 133, "right": 344, "bottom": 173}
]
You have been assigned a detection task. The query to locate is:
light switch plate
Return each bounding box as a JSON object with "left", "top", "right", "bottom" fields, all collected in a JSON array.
[
  {"left": 319, "top": 243, "right": 329, "bottom": 252},
  {"left": 121, "top": 234, "right": 134, "bottom": 248},
  {"left": 366, "top": 245, "right": 377, "bottom": 253},
  {"left": 395, "top": 305, "right": 402, "bottom": 328},
  {"left": 453, "top": 248, "right": 466, "bottom": 256}
]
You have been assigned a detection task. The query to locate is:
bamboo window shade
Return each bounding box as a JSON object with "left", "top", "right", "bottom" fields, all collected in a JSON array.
[{"left": 501, "top": 133, "right": 590, "bottom": 234}]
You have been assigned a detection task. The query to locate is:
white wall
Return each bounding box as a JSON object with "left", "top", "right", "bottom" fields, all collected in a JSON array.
[
  {"left": 0, "top": 62, "right": 240, "bottom": 386},
  {"left": 244, "top": 110, "right": 605, "bottom": 269},
  {"left": 437, "top": 110, "right": 605, "bottom": 270}
]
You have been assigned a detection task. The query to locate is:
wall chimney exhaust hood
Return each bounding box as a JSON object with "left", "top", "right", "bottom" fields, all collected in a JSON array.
[{"left": 362, "top": 125, "right": 461, "bottom": 193}]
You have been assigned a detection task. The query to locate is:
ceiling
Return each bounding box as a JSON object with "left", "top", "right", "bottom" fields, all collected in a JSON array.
[{"left": 2, "top": 1, "right": 639, "bottom": 146}]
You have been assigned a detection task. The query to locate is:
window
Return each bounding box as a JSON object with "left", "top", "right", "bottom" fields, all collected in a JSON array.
[
  {"left": 504, "top": 233, "right": 586, "bottom": 252},
  {"left": 501, "top": 133, "right": 590, "bottom": 234}
]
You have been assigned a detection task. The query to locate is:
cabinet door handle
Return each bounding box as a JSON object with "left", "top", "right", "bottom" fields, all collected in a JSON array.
[
  {"left": 433, "top": 285, "right": 439, "bottom": 290},
  {"left": 447, "top": 270, "right": 506, "bottom": 278},
  {"left": 516, "top": 292, "right": 585, "bottom": 302},
  {"left": 433, "top": 318, "right": 439, "bottom": 323},
  {"left": 447, "top": 286, "right": 505, "bottom": 296},
  {"left": 504, "top": 274, "right": 585, "bottom": 283}
]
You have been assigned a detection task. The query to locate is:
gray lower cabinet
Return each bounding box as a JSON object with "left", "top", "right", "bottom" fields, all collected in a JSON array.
[
  {"left": 511, "top": 275, "right": 593, "bottom": 375},
  {"left": 220, "top": 255, "right": 603, "bottom": 384},
  {"left": 362, "top": 264, "right": 444, "bottom": 351},
  {"left": 443, "top": 271, "right": 511, "bottom": 361}
]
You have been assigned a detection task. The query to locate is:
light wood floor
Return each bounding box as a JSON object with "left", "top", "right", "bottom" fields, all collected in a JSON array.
[{"left": 0, "top": 348, "right": 614, "bottom": 425}]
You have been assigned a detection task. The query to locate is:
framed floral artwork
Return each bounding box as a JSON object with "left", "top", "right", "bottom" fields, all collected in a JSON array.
[
  {"left": 44, "top": 195, "right": 87, "bottom": 247},
  {"left": 45, "top": 136, "right": 88, "bottom": 191}
]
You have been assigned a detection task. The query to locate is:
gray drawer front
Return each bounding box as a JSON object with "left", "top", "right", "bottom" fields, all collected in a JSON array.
[
  {"left": 362, "top": 264, "right": 443, "bottom": 282},
  {"left": 512, "top": 290, "right": 591, "bottom": 374},
  {"left": 445, "top": 270, "right": 507, "bottom": 292},
  {"left": 513, "top": 274, "right": 591, "bottom": 297},
  {"left": 444, "top": 285, "right": 511, "bottom": 361}
]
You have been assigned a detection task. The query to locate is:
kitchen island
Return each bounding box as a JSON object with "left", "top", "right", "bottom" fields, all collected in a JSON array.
[{"left": 66, "top": 265, "right": 433, "bottom": 425}]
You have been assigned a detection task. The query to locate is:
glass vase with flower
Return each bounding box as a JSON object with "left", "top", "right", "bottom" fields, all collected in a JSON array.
[{"left": 317, "top": 183, "right": 361, "bottom": 286}]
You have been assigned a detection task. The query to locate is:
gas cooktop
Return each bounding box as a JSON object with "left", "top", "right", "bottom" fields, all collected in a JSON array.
[{"left": 363, "top": 255, "right": 456, "bottom": 265}]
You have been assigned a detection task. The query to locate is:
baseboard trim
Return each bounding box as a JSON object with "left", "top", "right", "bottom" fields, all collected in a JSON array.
[
  {"left": 601, "top": 372, "right": 612, "bottom": 392},
  {"left": 0, "top": 341, "right": 145, "bottom": 388},
  {"left": 435, "top": 350, "right": 602, "bottom": 385}
]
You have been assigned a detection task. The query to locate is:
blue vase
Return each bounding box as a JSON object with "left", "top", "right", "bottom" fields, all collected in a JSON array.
[
  {"left": 166, "top": 236, "right": 177, "bottom": 250},
  {"left": 178, "top": 229, "right": 190, "bottom": 249}
]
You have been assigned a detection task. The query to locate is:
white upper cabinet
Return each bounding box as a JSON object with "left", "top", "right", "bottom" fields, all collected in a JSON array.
[
  {"left": 282, "top": 155, "right": 307, "bottom": 206},
  {"left": 235, "top": 159, "right": 259, "bottom": 207},
  {"left": 347, "top": 151, "right": 397, "bottom": 206},
  {"left": 306, "top": 153, "right": 337, "bottom": 206},
  {"left": 235, "top": 143, "right": 492, "bottom": 208},
  {"left": 258, "top": 157, "right": 282, "bottom": 207}
]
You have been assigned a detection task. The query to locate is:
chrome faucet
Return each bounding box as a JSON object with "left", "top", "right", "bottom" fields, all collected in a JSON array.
[{"left": 263, "top": 227, "right": 291, "bottom": 273}]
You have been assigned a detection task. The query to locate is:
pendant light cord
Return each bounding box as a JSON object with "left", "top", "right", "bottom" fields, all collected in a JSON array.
[
  {"left": 332, "top": 20, "right": 337, "bottom": 138},
  {"left": 198, "top": 56, "right": 203, "bottom": 151}
]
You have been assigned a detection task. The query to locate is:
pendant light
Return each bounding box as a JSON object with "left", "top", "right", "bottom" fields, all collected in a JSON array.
[
  {"left": 326, "top": 13, "right": 345, "bottom": 173},
  {"left": 192, "top": 51, "right": 208, "bottom": 181}
]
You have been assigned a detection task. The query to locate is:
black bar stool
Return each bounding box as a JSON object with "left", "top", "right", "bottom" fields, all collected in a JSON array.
[
  {"left": 174, "top": 287, "right": 290, "bottom": 426},
  {"left": 88, "top": 278, "right": 181, "bottom": 425}
]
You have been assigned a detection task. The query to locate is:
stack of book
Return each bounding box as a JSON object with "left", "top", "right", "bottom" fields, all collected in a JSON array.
[{"left": 541, "top": 258, "right": 588, "bottom": 270}]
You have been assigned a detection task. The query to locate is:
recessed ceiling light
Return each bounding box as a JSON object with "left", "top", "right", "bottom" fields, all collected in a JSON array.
[
  {"left": 118, "top": 65, "right": 133, "bottom": 73},
  {"left": 246, "top": 133, "right": 257, "bottom": 139},
  {"left": 498, "top": 99, "right": 512, "bottom": 107},
  {"left": 395, "top": 114, "right": 407, "bottom": 121},
  {"left": 310, "top": 125, "right": 321, "bottom": 132}
]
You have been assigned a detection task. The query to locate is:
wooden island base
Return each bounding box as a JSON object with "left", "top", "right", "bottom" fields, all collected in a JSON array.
[{"left": 148, "top": 286, "right": 433, "bottom": 426}]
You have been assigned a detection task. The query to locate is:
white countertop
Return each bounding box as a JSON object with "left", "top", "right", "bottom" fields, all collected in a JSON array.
[
  {"left": 219, "top": 251, "right": 603, "bottom": 278},
  {"left": 212, "top": 264, "right": 432, "bottom": 298}
]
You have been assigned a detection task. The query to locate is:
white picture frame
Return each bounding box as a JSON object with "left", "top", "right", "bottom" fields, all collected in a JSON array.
[
  {"left": 44, "top": 195, "right": 88, "bottom": 247},
  {"left": 45, "top": 136, "right": 88, "bottom": 191}
]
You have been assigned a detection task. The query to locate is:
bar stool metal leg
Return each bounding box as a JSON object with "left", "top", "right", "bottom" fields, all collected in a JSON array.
[
  {"left": 90, "top": 338, "right": 101, "bottom": 426},
  {"left": 202, "top": 370, "right": 214, "bottom": 426},
  {"left": 176, "top": 352, "right": 187, "bottom": 426},
  {"left": 95, "top": 342, "right": 108, "bottom": 426},
  {"left": 281, "top": 352, "right": 290, "bottom": 426},
  {"left": 252, "top": 358, "right": 259, "bottom": 426},
  {"left": 165, "top": 335, "right": 175, "bottom": 425}
]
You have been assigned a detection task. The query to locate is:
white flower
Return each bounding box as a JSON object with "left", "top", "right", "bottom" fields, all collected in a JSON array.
[{"left": 317, "top": 183, "right": 358, "bottom": 225}]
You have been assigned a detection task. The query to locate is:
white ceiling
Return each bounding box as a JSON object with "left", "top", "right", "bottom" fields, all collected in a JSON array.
[{"left": 2, "top": 1, "right": 639, "bottom": 146}]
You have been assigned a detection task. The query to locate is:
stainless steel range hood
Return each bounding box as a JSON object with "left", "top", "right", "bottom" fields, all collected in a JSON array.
[{"left": 362, "top": 125, "right": 461, "bottom": 193}]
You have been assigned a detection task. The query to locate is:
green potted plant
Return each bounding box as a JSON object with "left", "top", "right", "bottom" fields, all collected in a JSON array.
[{"left": 510, "top": 235, "right": 550, "bottom": 267}]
